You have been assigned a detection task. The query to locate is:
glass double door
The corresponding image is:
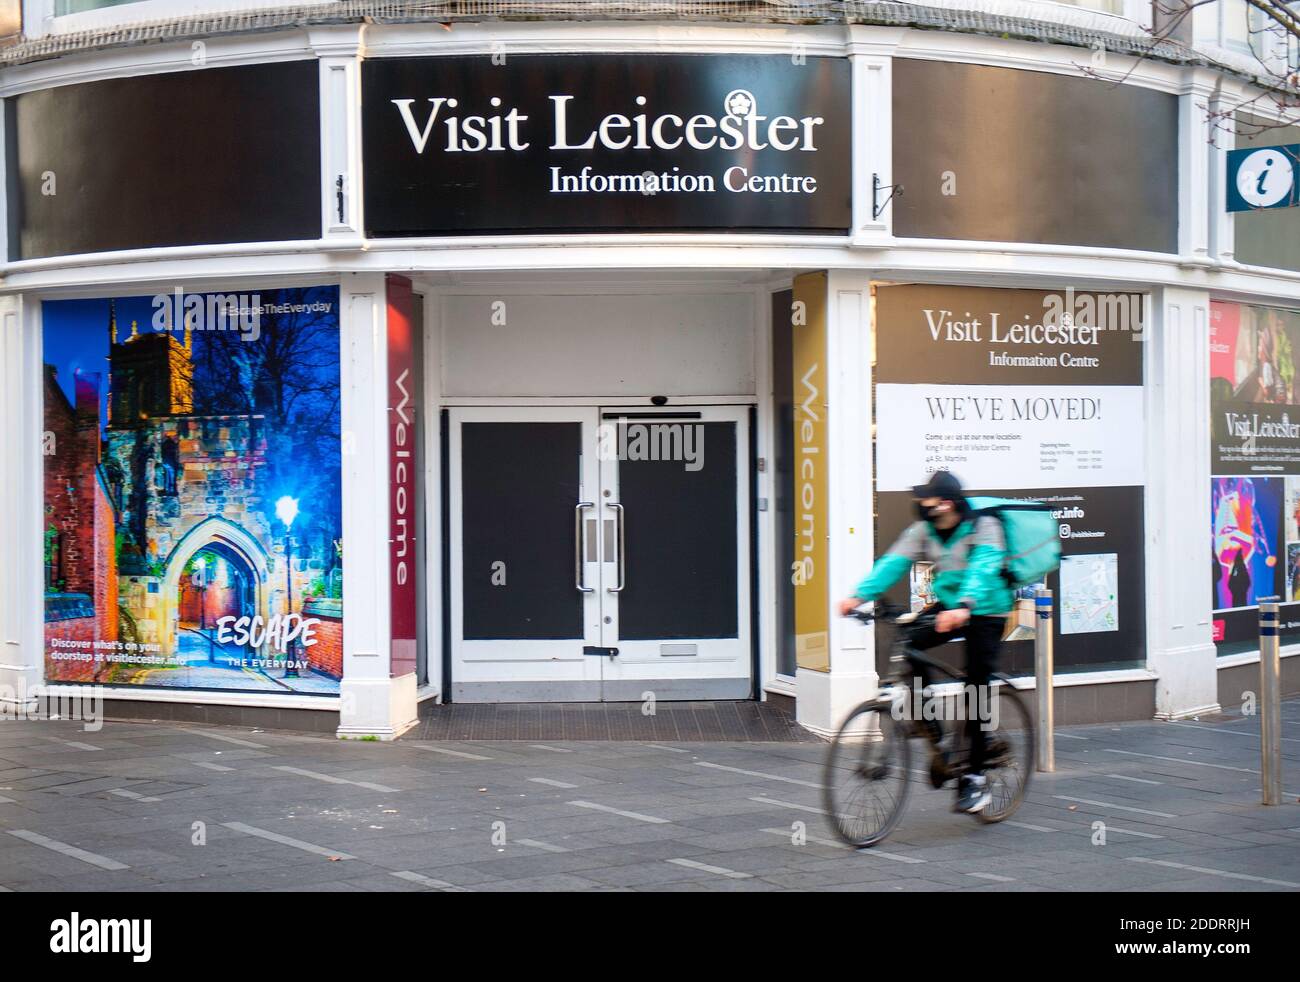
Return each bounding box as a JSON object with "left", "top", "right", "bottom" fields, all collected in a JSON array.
[{"left": 448, "top": 406, "right": 751, "bottom": 702}]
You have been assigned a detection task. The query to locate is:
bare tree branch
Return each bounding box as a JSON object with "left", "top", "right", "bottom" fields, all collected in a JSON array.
[{"left": 1145, "top": 0, "right": 1300, "bottom": 140}]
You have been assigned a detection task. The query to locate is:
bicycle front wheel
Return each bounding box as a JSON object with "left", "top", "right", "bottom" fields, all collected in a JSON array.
[
  {"left": 822, "top": 699, "right": 912, "bottom": 848},
  {"left": 977, "top": 683, "right": 1034, "bottom": 824}
]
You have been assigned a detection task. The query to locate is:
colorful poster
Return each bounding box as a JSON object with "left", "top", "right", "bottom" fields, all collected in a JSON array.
[
  {"left": 1211, "top": 300, "right": 1300, "bottom": 474},
  {"left": 1210, "top": 300, "right": 1300, "bottom": 648},
  {"left": 1209, "top": 299, "right": 1241, "bottom": 386},
  {"left": 42, "top": 287, "right": 343, "bottom": 694},
  {"left": 872, "top": 284, "right": 1146, "bottom": 673},
  {"left": 1211, "top": 477, "right": 1282, "bottom": 610}
]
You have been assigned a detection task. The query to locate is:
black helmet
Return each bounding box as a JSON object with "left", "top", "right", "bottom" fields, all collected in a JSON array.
[{"left": 911, "top": 470, "right": 965, "bottom": 501}]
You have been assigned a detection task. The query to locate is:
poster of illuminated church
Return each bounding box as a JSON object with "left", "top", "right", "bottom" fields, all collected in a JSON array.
[{"left": 42, "top": 287, "right": 343, "bottom": 695}]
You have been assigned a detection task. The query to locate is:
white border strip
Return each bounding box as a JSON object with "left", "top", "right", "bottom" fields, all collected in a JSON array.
[{"left": 46, "top": 683, "right": 340, "bottom": 713}]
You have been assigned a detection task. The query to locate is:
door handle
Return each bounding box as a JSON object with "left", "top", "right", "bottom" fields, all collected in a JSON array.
[
  {"left": 575, "top": 502, "right": 594, "bottom": 593},
  {"left": 606, "top": 502, "right": 625, "bottom": 594}
]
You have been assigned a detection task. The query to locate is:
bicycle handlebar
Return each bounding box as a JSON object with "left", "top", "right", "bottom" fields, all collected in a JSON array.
[{"left": 845, "top": 599, "right": 907, "bottom": 624}]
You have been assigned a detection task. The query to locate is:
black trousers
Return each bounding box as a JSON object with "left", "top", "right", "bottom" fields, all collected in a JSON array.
[{"left": 908, "top": 606, "right": 1005, "bottom": 775}]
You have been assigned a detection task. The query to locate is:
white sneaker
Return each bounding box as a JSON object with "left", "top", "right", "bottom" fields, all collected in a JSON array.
[{"left": 957, "top": 774, "right": 991, "bottom": 813}]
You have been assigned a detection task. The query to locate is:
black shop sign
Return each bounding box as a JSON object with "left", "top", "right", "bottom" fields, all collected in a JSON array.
[{"left": 362, "top": 54, "right": 852, "bottom": 236}]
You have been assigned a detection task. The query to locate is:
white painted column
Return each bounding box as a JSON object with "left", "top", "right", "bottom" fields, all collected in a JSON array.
[
  {"left": 1155, "top": 65, "right": 1220, "bottom": 718},
  {"left": 1146, "top": 286, "right": 1219, "bottom": 720},
  {"left": 0, "top": 293, "right": 43, "bottom": 712},
  {"left": 1208, "top": 80, "right": 1237, "bottom": 265},
  {"left": 796, "top": 269, "right": 876, "bottom": 735},
  {"left": 312, "top": 25, "right": 365, "bottom": 246},
  {"left": 1177, "top": 69, "right": 1215, "bottom": 264},
  {"left": 337, "top": 273, "right": 418, "bottom": 739},
  {"left": 848, "top": 27, "right": 902, "bottom": 247}
]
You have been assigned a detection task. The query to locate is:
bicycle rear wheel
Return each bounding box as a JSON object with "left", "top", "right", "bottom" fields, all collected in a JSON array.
[
  {"left": 977, "top": 683, "right": 1034, "bottom": 823},
  {"left": 822, "top": 700, "right": 912, "bottom": 848}
]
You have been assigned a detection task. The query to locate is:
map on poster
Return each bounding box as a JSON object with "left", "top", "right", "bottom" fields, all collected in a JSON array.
[{"left": 1060, "top": 553, "right": 1119, "bottom": 635}]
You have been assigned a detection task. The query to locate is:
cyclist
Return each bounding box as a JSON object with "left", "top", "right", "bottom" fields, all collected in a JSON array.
[{"left": 837, "top": 470, "right": 1013, "bottom": 814}]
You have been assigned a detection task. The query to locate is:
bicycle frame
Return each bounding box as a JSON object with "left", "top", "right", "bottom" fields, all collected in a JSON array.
[{"left": 862, "top": 608, "right": 1016, "bottom": 758}]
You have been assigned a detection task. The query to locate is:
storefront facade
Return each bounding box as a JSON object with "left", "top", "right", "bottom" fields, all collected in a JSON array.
[{"left": 1, "top": 5, "right": 1298, "bottom": 738}]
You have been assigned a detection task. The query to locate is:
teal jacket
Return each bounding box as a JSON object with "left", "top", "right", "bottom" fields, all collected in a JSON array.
[{"left": 852, "top": 515, "right": 1014, "bottom": 616}]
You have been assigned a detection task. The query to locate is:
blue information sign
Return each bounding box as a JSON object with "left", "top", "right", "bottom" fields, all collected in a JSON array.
[{"left": 1227, "top": 144, "right": 1300, "bottom": 212}]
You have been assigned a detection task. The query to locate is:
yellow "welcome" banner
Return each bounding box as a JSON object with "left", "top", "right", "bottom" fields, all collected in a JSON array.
[{"left": 792, "top": 272, "right": 829, "bottom": 673}]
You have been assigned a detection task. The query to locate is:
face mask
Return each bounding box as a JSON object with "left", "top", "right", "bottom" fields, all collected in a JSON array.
[{"left": 915, "top": 501, "right": 939, "bottom": 523}]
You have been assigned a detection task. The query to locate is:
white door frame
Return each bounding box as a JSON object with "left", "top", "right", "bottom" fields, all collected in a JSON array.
[
  {"left": 597, "top": 405, "right": 753, "bottom": 701},
  {"left": 446, "top": 402, "right": 753, "bottom": 701},
  {"left": 447, "top": 405, "right": 604, "bottom": 701}
]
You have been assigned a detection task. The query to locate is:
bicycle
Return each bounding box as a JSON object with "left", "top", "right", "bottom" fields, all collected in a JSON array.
[{"left": 822, "top": 600, "right": 1035, "bottom": 848}]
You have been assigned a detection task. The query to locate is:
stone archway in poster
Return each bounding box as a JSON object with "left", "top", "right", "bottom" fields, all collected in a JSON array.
[
  {"left": 1209, "top": 299, "right": 1300, "bottom": 652},
  {"left": 41, "top": 287, "right": 344, "bottom": 694},
  {"left": 872, "top": 284, "right": 1146, "bottom": 675}
]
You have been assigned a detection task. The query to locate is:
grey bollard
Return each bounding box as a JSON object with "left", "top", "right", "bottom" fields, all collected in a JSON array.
[
  {"left": 1259, "top": 603, "right": 1282, "bottom": 806},
  {"left": 1035, "top": 588, "right": 1055, "bottom": 773}
]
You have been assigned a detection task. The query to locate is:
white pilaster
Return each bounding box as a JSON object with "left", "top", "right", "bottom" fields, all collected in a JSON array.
[
  {"left": 337, "top": 272, "right": 418, "bottom": 739},
  {"left": 1146, "top": 286, "right": 1219, "bottom": 720},
  {"left": 1208, "top": 81, "right": 1236, "bottom": 265},
  {"left": 848, "top": 27, "right": 903, "bottom": 246},
  {"left": 312, "top": 25, "right": 365, "bottom": 245},
  {"left": 1178, "top": 69, "right": 1216, "bottom": 263},
  {"left": 796, "top": 269, "right": 876, "bottom": 736},
  {"left": 0, "top": 293, "right": 43, "bottom": 712}
]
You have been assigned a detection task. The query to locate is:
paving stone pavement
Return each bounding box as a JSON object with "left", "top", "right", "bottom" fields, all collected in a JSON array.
[{"left": 0, "top": 700, "right": 1297, "bottom": 892}]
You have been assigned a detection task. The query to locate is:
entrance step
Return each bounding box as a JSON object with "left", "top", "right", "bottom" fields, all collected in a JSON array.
[{"left": 407, "top": 701, "right": 819, "bottom": 743}]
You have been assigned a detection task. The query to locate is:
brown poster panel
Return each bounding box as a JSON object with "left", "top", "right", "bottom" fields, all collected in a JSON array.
[
  {"left": 874, "top": 284, "right": 1145, "bottom": 387},
  {"left": 892, "top": 59, "right": 1178, "bottom": 253}
]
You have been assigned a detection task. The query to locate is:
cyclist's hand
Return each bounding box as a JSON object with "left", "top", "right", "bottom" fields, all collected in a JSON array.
[
  {"left": 935, "top": 607, "right": 970, "bottom": 633},
  {"left": 838, "top": 597, "right": 868, "bottom": 617}
]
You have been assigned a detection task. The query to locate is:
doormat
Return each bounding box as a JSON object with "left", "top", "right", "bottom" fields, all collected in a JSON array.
[{"left": 407, "top": 701, "right": 820, "bottom": 742}]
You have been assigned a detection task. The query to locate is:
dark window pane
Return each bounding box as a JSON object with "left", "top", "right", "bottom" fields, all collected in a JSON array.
[
  {"left": 461, "top": 422, "right": 582, "bottom": 640},
  {"left": 617, "top": 421, "right": 738, "bottom": 640}
]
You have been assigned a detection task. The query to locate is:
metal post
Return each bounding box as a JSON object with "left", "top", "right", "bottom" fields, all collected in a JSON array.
[
  {"left": 1259, "top": 602, "right": 1282, "bottom": 806},
  {"left": 1035, "top": 588, "right": 1055, "bottom": 773},
  {"left": 284, "top": 533, "right": 299, "bottom": 679},
  {"left": 204, "top": 581, "right": 214, "bottom": 664}
]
